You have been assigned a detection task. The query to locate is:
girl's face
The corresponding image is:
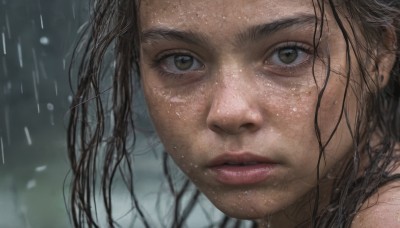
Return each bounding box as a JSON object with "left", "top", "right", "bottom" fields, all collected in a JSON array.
[{"left": 140, "top": 0, "right": 357, "bottom": 220}]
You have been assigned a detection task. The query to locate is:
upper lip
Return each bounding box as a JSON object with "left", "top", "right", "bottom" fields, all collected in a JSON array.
[{"left": 208, "top": 152, "right": 276, "bottom": 167}]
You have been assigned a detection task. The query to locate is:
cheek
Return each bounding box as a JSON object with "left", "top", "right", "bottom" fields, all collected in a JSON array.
[
  {"left": 142, "top": 81, "right": 207, "bottom": 156},
  {"left": 314, "top": 76, "right": 356, "bottom": 171}
]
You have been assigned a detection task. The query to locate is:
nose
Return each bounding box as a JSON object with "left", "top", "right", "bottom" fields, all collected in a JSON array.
[{"left": 206, "top": 80, "right": 263, "bottom": 135}]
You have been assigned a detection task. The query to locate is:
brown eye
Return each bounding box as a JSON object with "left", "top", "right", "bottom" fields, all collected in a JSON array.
[
  {"left": 174, "top": 55, "right": 194, "bottom": 70},
  {"left": 278, "top": 48, "right": 298, "bottom": 64}
]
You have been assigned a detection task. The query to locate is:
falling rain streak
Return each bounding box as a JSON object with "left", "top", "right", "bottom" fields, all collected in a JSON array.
[
  {"left": 17, "top": 41, "right": 23, "bottom": 68},
  {"left": 5, "top": 13, "right": 11, "bottom": 39},
  {"left": 1, "top": 137, "right": 4, "bottom": 164},
  {"left": 39, "top": 14, "right": 44, "bottom": 29},
  {"left": 2, "top": 32, "right": 5, "bottom": 54},
  {"left": 54, "top": 81, "right": 58, "bottom": 95},
  {"left": 24, "top": 127, "right": 32, "bottom": 145},
  {"left": 4, "top": 105, "right": 10, "bottom": 144},
  {"left": 32, "top": 71, "right": 40, "bottom": 113}
]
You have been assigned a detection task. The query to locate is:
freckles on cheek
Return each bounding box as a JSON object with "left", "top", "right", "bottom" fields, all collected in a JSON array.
[
  {"left": 270, "top": 88, "right": 316, "bottom": 123},
  {"left": 144, "top": 85, "right": 207, "bottom": 146}
]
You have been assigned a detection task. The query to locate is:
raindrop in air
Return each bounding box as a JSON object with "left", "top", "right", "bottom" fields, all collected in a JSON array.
[
  {"left": 1, "top": 32, "right": 6, "bottom": 54},
  {"left": 1, "top": 137, "right": 4, "bottom": 164},
  {"left": 17, "top": 41, "right": 23, "bottom": 68},
  {"left": 54, "top": 81, "right": 58, "bottom": 96},
  {"left": 39, "top": 14, "right": 44, "bottom": 29},
  {"left": 26, "top": 179, "right": 36, "bottom": 189},
  {"left": 47, "top": 103, "right": 54, "bottom": 111},
  {"left": 47, "top": 103, "right": 55, "bottom": 125},
  {"left": 35, "top": 165, "right": 47, "bottom": 172},
  {"left": 24, "top": 126, "right": 32, "bottom": 146},
  {"left": 39, "top": 36, "right": 49, "bottom": 45}
]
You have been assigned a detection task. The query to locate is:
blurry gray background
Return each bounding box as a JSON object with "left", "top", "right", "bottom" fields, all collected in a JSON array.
[{"left": 0, "top": 0, "right": 88, "bottom": 227}]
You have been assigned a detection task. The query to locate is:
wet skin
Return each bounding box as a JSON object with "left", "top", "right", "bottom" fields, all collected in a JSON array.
[{"left": 139, "top": 0, "right": 359, "bottom": 226}]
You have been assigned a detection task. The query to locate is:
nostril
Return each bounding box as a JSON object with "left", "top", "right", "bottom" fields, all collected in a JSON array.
[
  {"left": 209, "top": 121, "right": 259, "bottom": 135},
  {"left": 210, "top": 124, "right": 226, "bottom": 134},
  {"left": 241, "top": 122, "right": 257, "bottom": 131}
]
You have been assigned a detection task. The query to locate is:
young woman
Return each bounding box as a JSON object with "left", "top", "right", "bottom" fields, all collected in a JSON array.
[{"left": 67, "top": 0, "right": 400, "bottom": 227}]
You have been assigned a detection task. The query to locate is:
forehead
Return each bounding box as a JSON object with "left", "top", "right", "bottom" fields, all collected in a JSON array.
[{"left": 140, "top": 0, "right": 316, "bottom": 32}]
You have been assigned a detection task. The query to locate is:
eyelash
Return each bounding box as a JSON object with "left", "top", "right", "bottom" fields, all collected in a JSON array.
[
  {"left": 265, "top": 42, "right": 313, "bottom": 73},
  {"left": 151, "top": 50, "right": 204, "bottom": 78},
  {"left": 151, "top": 42, "right": 313, "bottom": 78}
]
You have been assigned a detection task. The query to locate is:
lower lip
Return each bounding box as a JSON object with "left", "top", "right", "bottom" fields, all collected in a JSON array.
[{"left": 210, "top": 164, "right": 275, "bottom": 185}]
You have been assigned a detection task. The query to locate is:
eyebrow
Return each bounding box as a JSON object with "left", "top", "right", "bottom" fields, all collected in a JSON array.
[{"left": 141, "top": 14, "right": 316, "bottom": 46}]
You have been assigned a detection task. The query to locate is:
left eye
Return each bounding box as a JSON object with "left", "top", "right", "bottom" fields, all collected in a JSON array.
[
  {"left": 268, "top": 46, "right": 310, "bottom": 66},
  {"left": 160, "top": 54, "right": 204, "bottom": 74}
]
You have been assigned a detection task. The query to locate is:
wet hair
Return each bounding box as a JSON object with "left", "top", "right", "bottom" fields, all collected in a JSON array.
[{"left": 67, "top": 0, "right": 400, "bottom": 227}]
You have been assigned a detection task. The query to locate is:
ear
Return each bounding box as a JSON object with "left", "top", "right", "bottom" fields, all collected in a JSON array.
[{"left": 375, "top": 26, "right": 397, "bottom": 88}]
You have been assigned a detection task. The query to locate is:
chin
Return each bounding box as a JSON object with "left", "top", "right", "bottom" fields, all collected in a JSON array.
[
  {"left": 206, "top": 195, "right": 276, "bottom": 220},
  {"left": 215, "top": 204, "right": 271, "bottom": 220}
]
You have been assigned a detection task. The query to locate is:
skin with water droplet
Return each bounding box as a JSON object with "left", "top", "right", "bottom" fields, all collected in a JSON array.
[{"left": 139, "top": 0, "right": 385, "bottom": 227}]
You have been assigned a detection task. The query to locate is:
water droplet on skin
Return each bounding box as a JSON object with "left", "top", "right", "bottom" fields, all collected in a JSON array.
[
  {"left": 327, "top": 172, "right": 335, "bottom": 179},
  {"left": 292, "top": 107, "right": 298, "bottom": 112}
]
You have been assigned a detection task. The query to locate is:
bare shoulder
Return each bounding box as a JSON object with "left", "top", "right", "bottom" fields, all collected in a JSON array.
[{"left": 351, "top": 178, "right": 400, "bottom": 227}]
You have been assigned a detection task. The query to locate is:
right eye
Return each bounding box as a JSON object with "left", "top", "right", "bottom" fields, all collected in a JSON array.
[{"left": 157, "top": 53, "right": 204, "bottom": 76}]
